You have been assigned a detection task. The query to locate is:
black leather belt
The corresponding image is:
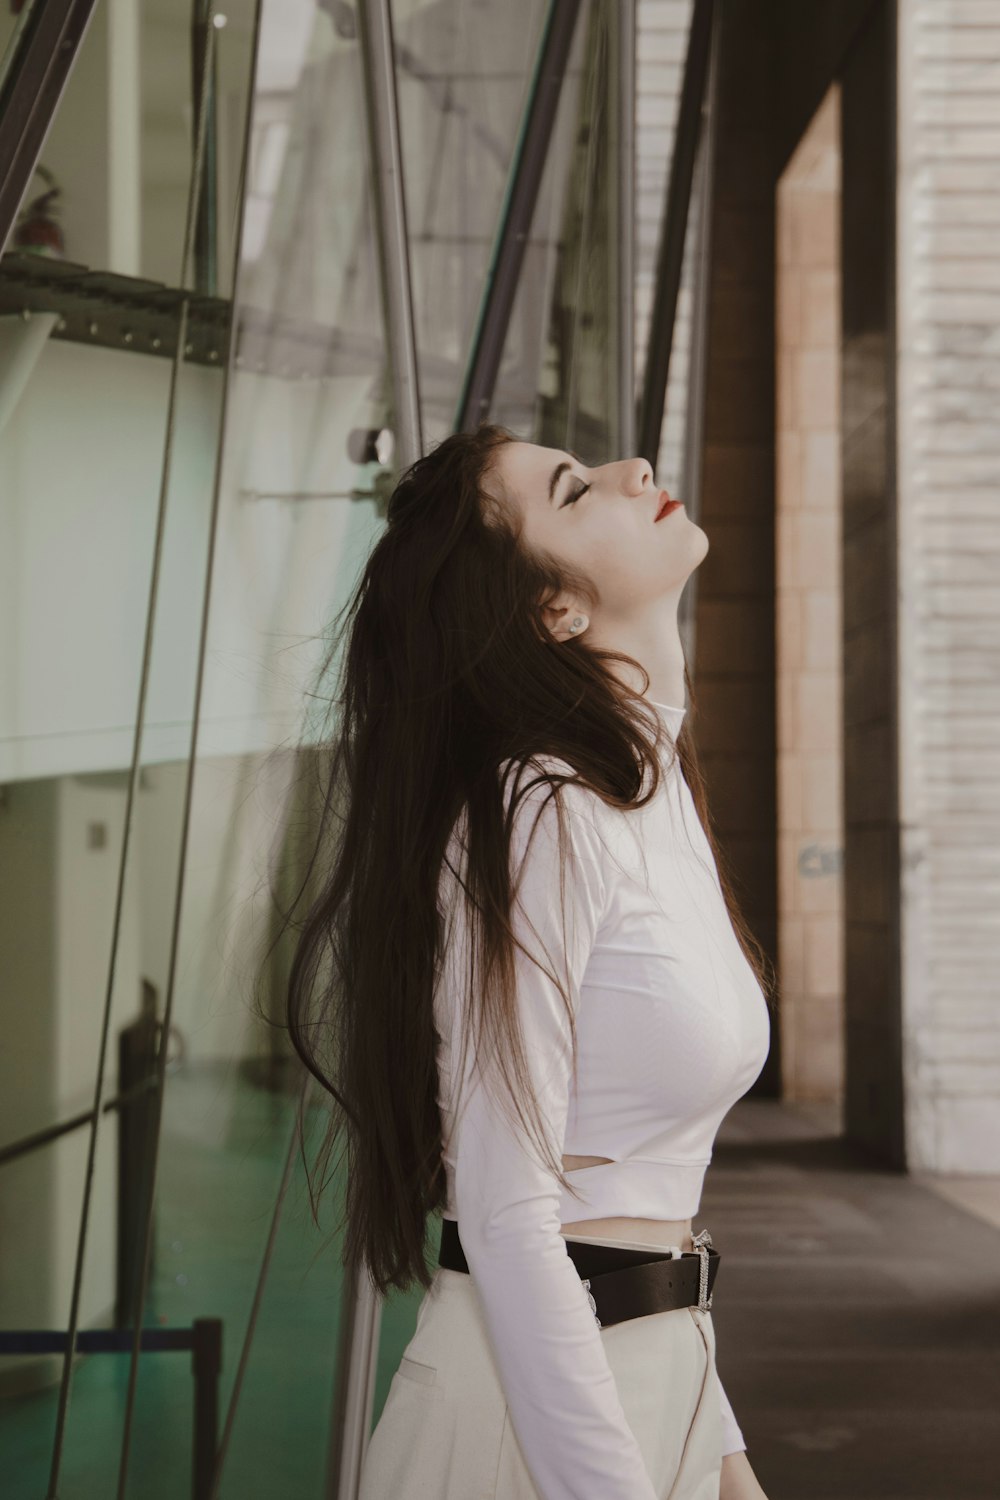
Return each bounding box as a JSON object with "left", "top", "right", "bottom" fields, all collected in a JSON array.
[{"left": 437, "top": 1217, "right": 720, "bottom": 1330}]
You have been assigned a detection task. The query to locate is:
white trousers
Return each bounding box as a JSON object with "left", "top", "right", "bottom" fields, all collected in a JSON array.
[{"left": 359, "top": 1260, "right": 723, "bottom": 1500}]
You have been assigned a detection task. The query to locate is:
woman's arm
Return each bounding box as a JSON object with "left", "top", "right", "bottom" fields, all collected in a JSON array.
[
  {"left": 720, "top": 1449, "right": 770, "bottom": 1500},
  {"left": 717, "top": 1371, "right": 747, "bottom": 1456},
  {"left": 450, "top": 773, "right": 661, "bottom": 1500}
]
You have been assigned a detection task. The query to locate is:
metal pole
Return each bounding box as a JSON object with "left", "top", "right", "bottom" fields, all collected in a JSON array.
[
  {"left": 610, "top": 0, "right": 636, "bottom": 456},
  {"left": 636, "top": 0, "right": 715, "bottom": 470},
  {"left": 455, "top": 0, "right": 582, "bottom": 432},
  {"left": 356, "top": 0, "right": 423, "bottom": 469}
]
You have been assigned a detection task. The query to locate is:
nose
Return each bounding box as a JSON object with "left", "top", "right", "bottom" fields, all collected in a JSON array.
[{"left": 625, "top": 458, "right": 653, "bottom": 495}]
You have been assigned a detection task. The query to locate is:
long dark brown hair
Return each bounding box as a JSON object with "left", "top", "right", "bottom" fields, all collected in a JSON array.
[{"left": 266, "top": 422, "right": 774, "bottom": 1298}]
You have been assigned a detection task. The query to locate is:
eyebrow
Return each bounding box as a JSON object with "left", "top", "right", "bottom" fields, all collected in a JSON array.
[{"left": 548, "top": 449, "right": 585, "bottom": 504}]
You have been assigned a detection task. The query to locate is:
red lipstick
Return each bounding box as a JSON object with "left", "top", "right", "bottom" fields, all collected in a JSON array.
[{"left": 655, "top": 489, "right": 682, "bottom": 522}]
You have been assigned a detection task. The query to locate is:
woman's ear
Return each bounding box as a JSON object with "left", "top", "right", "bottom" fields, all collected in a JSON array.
[{"left": 540, "top": 597, "right": 588, "bottom": 642}]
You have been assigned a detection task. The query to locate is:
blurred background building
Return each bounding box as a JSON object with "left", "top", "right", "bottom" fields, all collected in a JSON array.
[{"left": 0, "top": 1, "right": 997, "bottom": 1496}]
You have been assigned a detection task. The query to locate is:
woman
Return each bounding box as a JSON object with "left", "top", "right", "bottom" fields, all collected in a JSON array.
[{"left": 283, "top": 424, "right": 775, "bottom": 1499}]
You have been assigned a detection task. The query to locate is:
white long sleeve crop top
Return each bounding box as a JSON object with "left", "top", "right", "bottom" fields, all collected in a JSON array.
[{"left": 432, "top": 697, "right": 771, "bottom": 1500}]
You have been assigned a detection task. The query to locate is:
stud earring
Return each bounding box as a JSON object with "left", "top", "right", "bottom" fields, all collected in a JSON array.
[{"left": 567, "top": 616, "right": 585, "bottom": 635}]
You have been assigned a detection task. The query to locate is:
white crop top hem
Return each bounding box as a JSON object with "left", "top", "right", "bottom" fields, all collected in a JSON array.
[
  {"left": 561, "top": 1154, "right": 711, "bottom": 1222},
  {"left": 432, "top": 696, "right": 770, "bottom": 1496}
]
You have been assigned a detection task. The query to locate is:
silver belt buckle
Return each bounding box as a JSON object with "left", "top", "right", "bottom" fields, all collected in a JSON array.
[
  {"left": 581, "top": 1278, "right": 602, "bottom": 1329},
  {"left": 691, "top": 1227, "right": 713, "bottom": 1311}
]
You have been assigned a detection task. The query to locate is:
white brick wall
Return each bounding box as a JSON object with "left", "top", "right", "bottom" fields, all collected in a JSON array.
[{"left": 896, "top": 0, "right": 1000, "bottom": 1173}]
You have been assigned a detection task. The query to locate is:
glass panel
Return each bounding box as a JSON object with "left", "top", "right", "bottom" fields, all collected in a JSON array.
[
  {"left": 0, "top": 0, "right": 253, "bottom": 285},
  {"left": 141, "top": 0, "right": 259, "bottom": 297},
  {"left": 536, "top": 0, "right": 614, "bottom": 460},
  {"left": 0, "top": 38, "right": 238, "bottom": 1500},
  {"left": 487, "top": 0, "right": 618, "bottom": 464},
  {"left": 0, "top": 0, "right": 39, "bottom": 102},
  {"left": 485, "top": 0, "right": 702, "bottom": 483},
  {"left": 121, "top": 0, "right": 397, "bottom": 1491},
  {"left": 390, "top": 0, "right": 552, "bottom": 444},
  {"left": 1, "top": 0, "right": 418, "bottom": 1478}
]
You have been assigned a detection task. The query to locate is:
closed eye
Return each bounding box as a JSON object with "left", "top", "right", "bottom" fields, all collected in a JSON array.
[{"left": 561, "top": 483, "right": 591, "bottom": 508}]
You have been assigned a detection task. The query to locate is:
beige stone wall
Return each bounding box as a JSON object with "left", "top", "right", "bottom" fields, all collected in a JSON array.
[{"left": 775, "top": 84, "right": 844, "bottom": 1105}]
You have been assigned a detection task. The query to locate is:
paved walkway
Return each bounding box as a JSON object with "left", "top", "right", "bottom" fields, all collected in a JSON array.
[{"left": 703, "top": 1099, "right": 1000, "bottom": 1500}]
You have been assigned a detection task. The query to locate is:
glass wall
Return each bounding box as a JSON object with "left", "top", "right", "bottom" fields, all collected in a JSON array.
[{"left": 391, "top": 0, "right": 552, "bottom": 442}]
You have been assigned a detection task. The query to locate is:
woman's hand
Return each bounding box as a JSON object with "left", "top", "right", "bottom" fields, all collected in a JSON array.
[{"left": 719, "top": 1448, "right": 769, "bottom": 1500}]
